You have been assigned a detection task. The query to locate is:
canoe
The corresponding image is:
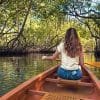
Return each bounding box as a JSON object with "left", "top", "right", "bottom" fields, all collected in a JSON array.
[{"left": 1, "top": 65, "right": 100, "bottom": 100}]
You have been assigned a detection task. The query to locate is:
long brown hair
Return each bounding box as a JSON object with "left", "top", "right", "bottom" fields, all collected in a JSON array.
[{"left": 64, "top": 28, "right": 82, "bottom": 58}]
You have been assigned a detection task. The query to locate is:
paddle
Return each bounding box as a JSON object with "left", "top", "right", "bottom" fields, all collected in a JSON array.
[{"left": 85, "top": 62, "right": 100, "bottom": 68}]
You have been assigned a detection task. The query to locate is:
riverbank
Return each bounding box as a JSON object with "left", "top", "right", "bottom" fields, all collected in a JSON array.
[
  {"left": 0, "top": 47, "right": 99, "bottom": 58},
  {"left": 0, "top": 48, "right": 55, "bottom": 56}
]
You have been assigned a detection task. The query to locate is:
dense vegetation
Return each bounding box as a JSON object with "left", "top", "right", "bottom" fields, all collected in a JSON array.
[{"left": 0, "top": 0, "right": 100, "bottom": 55}]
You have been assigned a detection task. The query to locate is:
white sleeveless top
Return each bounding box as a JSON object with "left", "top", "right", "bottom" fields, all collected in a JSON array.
[{"left": 57, "top": 42, "right": 81, "bottom": 70}]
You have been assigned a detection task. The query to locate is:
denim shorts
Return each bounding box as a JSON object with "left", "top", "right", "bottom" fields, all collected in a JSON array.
[{"left": 57, "top": 67, "right": 82, "bottom": 80}]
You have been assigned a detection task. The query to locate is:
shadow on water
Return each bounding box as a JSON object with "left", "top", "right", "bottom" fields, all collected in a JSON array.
[{"left": 0, "top": 53, "right": 99, "bottom": 96}]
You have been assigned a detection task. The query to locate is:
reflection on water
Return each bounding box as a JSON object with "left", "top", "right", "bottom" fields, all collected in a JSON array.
[
  {"left": 0, "top": 53, "right": 100, "bottom": 95},
  {"left": 84, "top": 53, "right": 96, "bottom": 62},
  {"left": 84, "top": 53, "right": 100, "bottom": 80},
  {"left": 84, "top": 53, "right": 100, "bottom": 62},
  {"left": 0, "top": 54, "right": 58, "bottom": 96}
]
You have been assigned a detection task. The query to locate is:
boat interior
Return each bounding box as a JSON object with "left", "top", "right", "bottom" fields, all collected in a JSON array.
[{"left": 26, "top": 67, "right": 100, "bottom": 100}]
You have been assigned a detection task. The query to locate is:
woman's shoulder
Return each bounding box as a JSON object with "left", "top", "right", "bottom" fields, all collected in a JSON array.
[
  {"left": 58, "top": 42, "right": 64, "bottom": 48},
  {"left": 59, "top": 41, "right": 64, "bottom": 46},
  {"left": 57, "top": 42, "right": 65, "bottom": 53}
]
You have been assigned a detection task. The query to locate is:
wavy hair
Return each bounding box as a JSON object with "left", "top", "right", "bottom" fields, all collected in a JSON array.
[{"left": 64, "top": 28, "right": 82, "bottom": 58}]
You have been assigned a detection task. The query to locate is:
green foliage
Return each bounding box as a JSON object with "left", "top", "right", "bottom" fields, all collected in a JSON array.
[{"left": 0, "top": 0, "right": 99, "bottom": 51}]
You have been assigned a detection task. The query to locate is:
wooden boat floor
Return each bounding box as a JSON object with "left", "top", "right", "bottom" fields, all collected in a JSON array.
[
  {"left": 42, "top": 82, "right": 97, "bottom": 97},
  {"left": 27, "top": 82, "right": 99, "bottom": 100},
  {"left": 41, "top": 92, "right": 92, "bottom": 100}
]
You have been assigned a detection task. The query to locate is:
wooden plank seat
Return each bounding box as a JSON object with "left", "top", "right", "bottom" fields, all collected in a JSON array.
[
  {"left": 41, "top": 93, "right": 93, "bottom": 100},
  {"left": 45, "top": 78, "right": 94, "bottom": 87},
  {"left": 53, "top": 74, "right": 90, "bottom": 81}
]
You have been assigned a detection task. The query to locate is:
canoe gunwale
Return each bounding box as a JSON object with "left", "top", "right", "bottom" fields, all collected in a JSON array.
[{"left": 83, "top": 65, "right": 100, "bottom": 93}]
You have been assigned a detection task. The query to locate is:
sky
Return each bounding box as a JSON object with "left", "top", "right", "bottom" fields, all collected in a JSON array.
[
  {"left": 92, "top": 0, "right": 100, "bottom": 3},
  {"left": 91, "top": 0, "right": 100, "bottom": 8},
  {"left": 84, "top": 0, "right": 100, "bottom": 3}
]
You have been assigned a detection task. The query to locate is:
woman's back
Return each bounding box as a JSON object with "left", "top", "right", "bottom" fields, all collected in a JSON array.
[
  {"left": 57, "top": 42, "right": 81, "bottom": 70},
  {"left": 42, "top": 28, "right": 84, "bottom": 80}
]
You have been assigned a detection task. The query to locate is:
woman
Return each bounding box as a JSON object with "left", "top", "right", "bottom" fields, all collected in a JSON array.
[{"left": 42, "top": 28, "right": 84, "bottom": 80}]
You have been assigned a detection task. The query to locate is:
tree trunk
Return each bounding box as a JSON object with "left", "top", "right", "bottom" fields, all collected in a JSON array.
[{"left": 94, "top": 39, "right": 100, "bottom": 58}]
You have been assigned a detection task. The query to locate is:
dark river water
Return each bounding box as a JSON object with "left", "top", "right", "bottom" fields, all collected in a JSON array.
[{"left": 0, "top": 53, "right": 100, "bottom": 96}]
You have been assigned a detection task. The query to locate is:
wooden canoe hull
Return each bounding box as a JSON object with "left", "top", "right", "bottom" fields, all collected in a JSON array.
[{"left": 1, "top": 65, "right": 100, "bottom": 100}]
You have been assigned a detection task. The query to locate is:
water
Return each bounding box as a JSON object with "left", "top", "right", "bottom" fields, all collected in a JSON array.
[
  {"left": 0, "top": 53, "right": 100, "bottom": 96},
  {"left": 84, "top": 53, "right": 100, "bottom": 80}
]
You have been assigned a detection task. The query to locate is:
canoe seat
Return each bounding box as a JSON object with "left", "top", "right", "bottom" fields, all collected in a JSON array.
[
  {"left": 45, "top": 78, "right": 94, "bottom": 87},
  {"left": 41, "top": 93, "right": 93, "bottom": 100},
  {"left": 53, "top": 74, "right": 90, "bottom": 81}
]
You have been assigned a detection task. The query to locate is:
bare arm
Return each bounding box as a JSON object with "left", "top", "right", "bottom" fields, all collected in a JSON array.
[{"left": 42, "top": 50, "right": 60, "bottom": 60}]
